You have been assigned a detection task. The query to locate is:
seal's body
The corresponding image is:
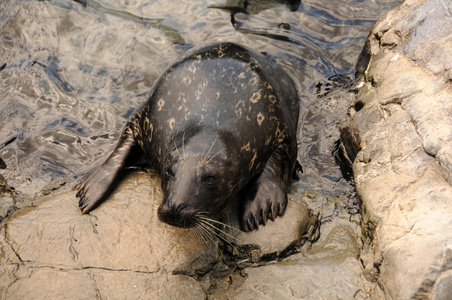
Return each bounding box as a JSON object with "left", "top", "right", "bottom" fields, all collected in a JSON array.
[{"left": 74, "top": 42, "right": 300, "bottom": 232}]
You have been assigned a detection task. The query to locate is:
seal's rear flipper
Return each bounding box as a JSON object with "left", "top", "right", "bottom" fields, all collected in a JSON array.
[{"left": 73, "top": 125, "right": 139, "bottom": 214}]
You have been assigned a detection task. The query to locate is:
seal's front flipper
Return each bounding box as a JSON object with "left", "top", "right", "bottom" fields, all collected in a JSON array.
[
  {"left": 73, "top": 126, "right": 138, "bottom": 214},
  {"left": 240, "top": 144, "right": 296, "bottom": 232},
  {"left": 240, "top": 176, "right": 288, "bottom": 232}
]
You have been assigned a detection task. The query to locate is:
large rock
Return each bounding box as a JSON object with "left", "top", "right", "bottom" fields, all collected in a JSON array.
[
  {"left": 0, "top": 171, "right": 216, "bottom": 299},
  {"left": 0, "top": 170, "right": 320, "bottom": 298},
  {"left": 340, "top": 0, "right": 452, "bottom": 298},
  {"left": 226, "top": 257, "right": 368, "bottom": 299},
  {"left": 209, "top": 201, "right": 371, "bottom": 299}
]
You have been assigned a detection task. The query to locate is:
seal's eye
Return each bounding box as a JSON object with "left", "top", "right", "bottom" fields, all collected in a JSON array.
[
  {"left": 164, "top": 168, "right": 174, "bottom": 180},
  {"left": 203, "top": 176, "right": 217, "bottom": 187}
]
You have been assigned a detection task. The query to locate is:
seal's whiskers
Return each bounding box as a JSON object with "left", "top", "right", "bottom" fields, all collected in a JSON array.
[
  {"left": 198, "top": 221, "right": 228, "bottom": 249},
  {"left": 182, "top": 130, "right": 187, "bottom": 157},
  {"left": 201, "top": 149, "right": 223, "bottom": 165},
  {"left": 198, "top": 218, "right": 241, "bottom": 244},
  {"left": 193, "top": 224, "right": 213, "bottom": 248},
  {"left": 196, "top": 217, "right": 241, "bottom": 252},
  {"left": 196, "top": 222, "right": 217, "bottom": 246},
  {"left": 201, "top": 136, "right": 218, "bottom": 163},
  {"left": 173, "top": 140, "right": 181, "bottom": 158},
  {"left": 197, "top": 216, "right": 241, "bottom": 233}
]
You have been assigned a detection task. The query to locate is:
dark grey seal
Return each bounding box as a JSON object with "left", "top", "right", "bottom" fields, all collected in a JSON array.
[{"left": 74, "top": 42, "right": 300, "bottom": 232}]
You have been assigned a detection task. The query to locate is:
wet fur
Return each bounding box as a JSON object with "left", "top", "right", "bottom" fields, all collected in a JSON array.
[{"left": 73, "top": 42, "right": 300, "bottom": 232}]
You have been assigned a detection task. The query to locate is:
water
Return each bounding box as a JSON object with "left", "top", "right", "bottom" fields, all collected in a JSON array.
[{"left": 0, "top": 0, "right": 403, "bottom": 201}]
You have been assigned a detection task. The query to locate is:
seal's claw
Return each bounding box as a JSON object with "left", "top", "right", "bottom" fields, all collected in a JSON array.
[
  {"left": 240, "top": 178, "right": 288, "bottom": 232},
  {"left": 260, "top": 208, "right": 267, "bottom": 226}
]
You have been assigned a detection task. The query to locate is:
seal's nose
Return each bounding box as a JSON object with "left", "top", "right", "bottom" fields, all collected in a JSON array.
[{"left": 157, "top": 202, "right": 196, "bottom": 228}]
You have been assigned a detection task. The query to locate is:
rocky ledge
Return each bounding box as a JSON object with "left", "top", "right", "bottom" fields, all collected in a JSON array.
[
  {"left": 340, "top": 0, "right": 452, "bottom": 299},
  {"left": 0, "top": 170, "right": 327, "bottom": 299}
]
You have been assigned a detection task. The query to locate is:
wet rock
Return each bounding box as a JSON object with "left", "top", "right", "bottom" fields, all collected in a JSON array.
[
  {"left": 340, "top": 0, "right": 452, "bottom": 298},
  {"left": 5, "top": 269, "right": 206, "bottom": 300},
  {"left": 0, "top": 195, "right": 14, "bottom": 221},
  {"left": 213, "top": 202, "right": 369, "bottom": 300},
  {"left": 226, "top": 257, "right": 369, "bottom": 299},
  {"left": 224, "top": 196, "right": 320, "bottom": 262},
  {"left": 0, "top": 169, "right": 324, "bottom": 299},
  {"left": 0, "top": 174, "right": 15, "bottom": 222},
  {"left": 0, "top": 171, "right": 215, "bottom": 299}
]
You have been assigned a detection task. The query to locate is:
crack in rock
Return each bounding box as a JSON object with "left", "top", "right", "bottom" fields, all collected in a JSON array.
[
  {"left": 69, "top": 226, "right": 79, "bottom": 262},
  {"left": 88, "top": 272, "right": 102, "bottom": 299},
  {"left": 3, "top": 224, "right": 23, "bottom": 263}
]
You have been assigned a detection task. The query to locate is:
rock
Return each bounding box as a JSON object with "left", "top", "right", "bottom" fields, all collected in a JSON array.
[
  {"left": 340, "top": 0, "right": 452, "bottom": 298},
  {"left": 0, "top": 195, "right": 14, "bottom": 221},
  {"left": 432, "top": 270, "right": 452, "bottom": 300},
  {"left": 0, "top": 169, "right": 324, "bottom": 299},
  {"left": 226, "top": 257, "right": 369, "bottom": 299},
  {"left": 0, "top": 174, "right": 15, "bottom": 222},
  {"left": 5, "top": 269, "right": 207, "bottom": 300},
  {"left": 0, "top": 171, "right": 215, "bottom": 299},
  {"left": 217, "top": 211, "right": 369, "bottom": 300},
  {"left": 224, "top": 196, "right": 320, "bottom": 261}
]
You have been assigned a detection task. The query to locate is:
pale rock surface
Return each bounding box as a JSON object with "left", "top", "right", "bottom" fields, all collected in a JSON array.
[
  {"left": 340, "top": 0, "right": 452, "bottom": 298},
  {"left": 0, "top": 171, "right": 215, "bottom": 299},
  {"left": 0, "top": 170, "right": 321, "bottom": 299}
]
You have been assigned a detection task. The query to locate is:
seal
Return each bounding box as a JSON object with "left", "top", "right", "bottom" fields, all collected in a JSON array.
[{"left": 74, "top": 42, "right": 300, "bottom": 232}]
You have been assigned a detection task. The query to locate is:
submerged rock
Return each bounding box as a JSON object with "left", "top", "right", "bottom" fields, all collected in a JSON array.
[{"left": 340, "top": 0, "right": 452, "bottom": 298}]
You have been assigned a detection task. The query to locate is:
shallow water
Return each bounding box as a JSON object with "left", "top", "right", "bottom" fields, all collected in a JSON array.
[{"left": 0, "top": 0, "right": 402, "bottom": 200}]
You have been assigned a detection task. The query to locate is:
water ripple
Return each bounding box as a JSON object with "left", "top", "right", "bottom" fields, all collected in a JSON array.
[{"left": 0, "top": 0, "right": 403, "bottom": 195}]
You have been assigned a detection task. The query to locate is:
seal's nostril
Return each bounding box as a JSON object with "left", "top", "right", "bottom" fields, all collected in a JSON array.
[
  {"left": 158, "top": 202, "right": 196, "bottom": 228},
  {"left": 175, "top": 203, "right": 186, "bottom": 214}
]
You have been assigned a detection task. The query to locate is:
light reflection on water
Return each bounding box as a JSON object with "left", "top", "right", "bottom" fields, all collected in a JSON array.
[{"left": 0, "top": 0, "right": 403, "bottom": 197}]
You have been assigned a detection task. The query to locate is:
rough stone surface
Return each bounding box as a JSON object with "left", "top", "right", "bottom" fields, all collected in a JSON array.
[
  {"left": 227, "top": 257, "right": 368, "bottom": 299},
  {"left": 0, "top": 174, "right": 15, "bottom": 222},
  {"left": 0, "top": 170, "right": 325, "bottom": 299},
  {"left": 210, "top": 211, "right": 371, "bottom": 299},
  {"left": 0, "top": 171, "right": 216, "bottom": 299},
  {"left": 340, "top": 0, "right": 452, "bottom": 298}
]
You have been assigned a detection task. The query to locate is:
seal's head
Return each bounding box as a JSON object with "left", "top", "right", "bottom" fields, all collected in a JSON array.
[{"left": 157, "top": 129, "right": 240, "bottom": 228}]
